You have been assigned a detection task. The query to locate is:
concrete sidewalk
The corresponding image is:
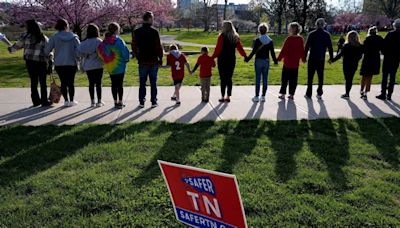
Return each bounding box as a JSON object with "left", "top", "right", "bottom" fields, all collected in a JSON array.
[{"left": 0, "top": 85, "right": 399, "bottom": 126}]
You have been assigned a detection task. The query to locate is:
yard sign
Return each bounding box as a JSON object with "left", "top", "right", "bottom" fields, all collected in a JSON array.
[{"left": 158, "top": 160, "right": 247, "bottom": 228}]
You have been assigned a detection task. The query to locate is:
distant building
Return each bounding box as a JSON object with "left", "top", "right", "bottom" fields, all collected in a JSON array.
[
  {"left": 177, "top": 0, "right": 199, "bottom": 10},
  {"left": 211, "top": 3, "right": 249, "bottom": 18}
]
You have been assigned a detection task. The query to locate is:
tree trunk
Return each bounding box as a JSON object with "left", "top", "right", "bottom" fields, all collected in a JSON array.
[
  {"left": 203, "top": 0, "right": 209, "bottom": 31},
  {"left": 301, "top": 0, "right": 308, "bottom": 29},
  {"left": 223, "top": 0, "right": 228, "bottom": 20}
]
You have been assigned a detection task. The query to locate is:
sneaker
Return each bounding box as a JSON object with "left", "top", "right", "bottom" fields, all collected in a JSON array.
[
  {"left": 151, "top": 103, "right": 158, "bottom": 108},
  {"left": 96, "top": 101, "right": 105, "bottom": 107},
  {"left": 69, "top": 101, "right": 78, "bottom": 106},
  {"left": 118, "top": 103, "right": 126, "bottom": 109},
  {"left": 278, "top": 95, "right": 285, "bottom": 100},
  {"left": 64, "top": 101, "right": 70, "bottom": 107},
  {"left": 341, "top": 94, "right": 349, "bottom": 99},
  {"left": 360, "top": 91, "right": 365, "bottom": 96},
  {"left": 91, "top": 102, "right": 96, "bottom": 108},
  {"left": 260, "top": 96, "right": 266, "bottom": 102},
  {"left": 218, "top": 98, "right": 225, "bottom": 103},
  {"left": 376, "top": 94, "right": 386, "bottom": 100},
  {"left": 139, "top": 104, "right": 145, "bottom": 108},
  {"left": 171, "top": 96, "right": 177, "bottom": 101},
  {"left": 316, "top": 95, "right": 322, "bottom": 100},
  {"left": 387, "top": 95, "right": 392, "bottom": 101},
  {"left": 224, "top": 98, "right": 231, "bottom": 103},
  {"left": 176, "top": 101, "right": 181, "bottom": 105},
  {"left": 361, "top": 95, "right": 368, "bottom": 100},
  {"left": 288, "top": 95, "right": 294, "bottom": 100},
  {"left": 252, "top": 96, "right": 259, "bottom": 102}
]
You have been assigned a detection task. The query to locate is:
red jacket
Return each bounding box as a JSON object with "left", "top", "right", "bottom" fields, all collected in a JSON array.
[
  {"left": 167, "top": 53, "right": 187, "bottom": 80},
  {"left": 196, "top": 54, "right": 216, "bottom": 78},
  {"left": 212, "top": 35, "right": 247, "bottom": 59},
  {"left": 277, "top": 35, "right": 306, "bottom": 69}
]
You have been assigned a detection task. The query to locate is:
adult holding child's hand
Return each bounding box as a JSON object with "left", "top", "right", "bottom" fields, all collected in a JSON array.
[{"left": 212, "top": 21, "right": 247, "bottom": 103}]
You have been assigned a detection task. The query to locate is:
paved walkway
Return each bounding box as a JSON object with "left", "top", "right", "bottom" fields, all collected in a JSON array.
[{"left": 0, "top": 85, "right": 399, "bottom": 126}]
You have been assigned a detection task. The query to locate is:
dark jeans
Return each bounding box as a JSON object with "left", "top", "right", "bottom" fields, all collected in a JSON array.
[
  {"left": 86, "top": 68, "right": 103, "bottom": 101},
  {"left": 279, "top": 66, "right": 298, "bottom": 95},
  {"left": 55, "top": 65, "right": 77, "bottom": 102},
  {"left": 26, "top": 60, "right": 48, "bottom": 105},
  {"left": 306, "top": 59, "right": 325, "bottom": 97},
  {"left": 381, "top": 64, "right": 398, "bottom": 96},
  {"left": 344, "top": 69, "right": 357, "bottom": 95},
  {"left": 218, "top": 58, "right": 235, "bottom": 97},
  {"left": 139, "top": 64, "right": 158, "bottom": 104},
  {"left": 110, "top": 74, "right": 124, "bottom": 101},
  {"left": 255, "top": 59, "right": 269, "bottom": 96}
]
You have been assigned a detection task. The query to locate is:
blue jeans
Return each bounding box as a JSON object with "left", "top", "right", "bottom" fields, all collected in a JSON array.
[
  {"left": 255, "top": 59, "right": 270, "bottom": 96},
  {"left": 139, "top": 64, "right": 158, "bottom": 104}
]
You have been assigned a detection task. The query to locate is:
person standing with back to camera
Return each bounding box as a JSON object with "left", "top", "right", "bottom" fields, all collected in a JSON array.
[
  {"left": 212, "top": 21, "right": 247, "bottom": 103},
  {"left": 132, "top": 11, "right": 164, "bottom": 108},
  {"left": 305, "top": 18, "right": 334, "bottom": 100}
]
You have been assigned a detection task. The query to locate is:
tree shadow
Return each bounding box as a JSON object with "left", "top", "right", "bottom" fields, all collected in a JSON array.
[{"left": 306, "top": 100, "right": 350, "bottom": 188}]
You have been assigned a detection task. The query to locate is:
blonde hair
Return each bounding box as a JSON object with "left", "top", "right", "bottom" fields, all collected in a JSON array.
[
  {"left": 221, "top": 21, "right": 239, "bottom": 43},
  {"left": 346, "top": 31, "right": 361, "bottom": 47},
  {"left": 289, "top": 22, "right": 302, "bottom": 35}
]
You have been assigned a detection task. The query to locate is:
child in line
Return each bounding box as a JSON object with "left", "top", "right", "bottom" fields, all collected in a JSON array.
[
  {"left": 77, "top": 24, "right": 104, "bottom": 107},
  {"left": 329, "top": 31, "right": 363, "bottom": 99},
  {"left": 97, "top": 22, "right": 130, "bottom": 109},
  {"left": 277, "top": 22, "right": 306, "bottom": 100},
  {"left": 192, "top": 47, "right": 216, "bottom": 102},
  {"left": 165, "top": 44, "right": 191, "bottom": 105}
]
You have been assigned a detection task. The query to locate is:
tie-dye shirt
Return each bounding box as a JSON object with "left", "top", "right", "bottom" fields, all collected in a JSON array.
[{"left": 97, "top": 35, "right": 130, "bottom": 75}]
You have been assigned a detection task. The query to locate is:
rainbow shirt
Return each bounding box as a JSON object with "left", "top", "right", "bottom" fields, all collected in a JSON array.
[{"left": 97, "top": 35, "right": 130, "bottom": 75}]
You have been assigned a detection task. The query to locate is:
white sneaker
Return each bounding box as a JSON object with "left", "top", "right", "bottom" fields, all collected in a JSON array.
[
  {"left": 260, "top": 96, "right": 266, "bottom": 102},
  {"left": 252, "top": 96, "right": 259, "bottom": 102},
  {"left": 64, "top": 101, "right": 70, "bottom": 107},
  {"left": 91, "top": 102, "right": 96, "bottom": 108},
  {"left": 69, "top": 101, "right": 78, "bottom": 106},
  {"left": 96, "top": 101, "right": 105, "bottom": 107}
]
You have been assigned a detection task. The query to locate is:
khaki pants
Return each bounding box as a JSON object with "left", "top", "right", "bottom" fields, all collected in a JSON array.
[{"left": 200, "top": 77, "right": 211, "bottom": 101}]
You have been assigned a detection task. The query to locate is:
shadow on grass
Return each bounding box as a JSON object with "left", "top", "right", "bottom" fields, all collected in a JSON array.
[
  {"left": 130, "top": 121, "right": 217, "bottom": 188},
  {"left": 305, "top": 99, "right": 350, "bottom": 188},
  {"left": 0, "top": 124, "right": 128, "bottom": 187}
]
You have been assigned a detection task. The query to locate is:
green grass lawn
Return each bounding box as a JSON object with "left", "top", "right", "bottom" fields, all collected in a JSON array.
[
  {"left": 0, "top": 118, "right": 399, "bottom": 226},
  {"left": 0, "top": 41, "right": 383, "bottom": 88}
]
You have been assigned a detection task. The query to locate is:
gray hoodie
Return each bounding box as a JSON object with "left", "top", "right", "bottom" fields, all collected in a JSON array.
[
  {"left": 77, "top": 38, "right": 103, "bottom": 71},
  {"left": 45, "top": 31, "right": 80, "bottom": 66}
]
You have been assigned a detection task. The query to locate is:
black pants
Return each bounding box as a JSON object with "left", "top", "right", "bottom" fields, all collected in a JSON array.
[
  {"left": 110, "top": 74, "right": 124, "bottom": 101},
  {"left": 306, "top": 59, "right": 325, "bottom": 97},
  {"left": 55, "top": 66, "right": 77, "bottom": 102},
  {"left": 381, "top": 63, "right": 399, "bottom": 97},
  {"left": 86, "top": 69, "right": 103, "bottom": 101},
  {"left": 26, "top": 60, "right": 48, "bottom": 105},
  {"left": 344, "top": 68, "right": 357, "bottom": 95},
  {"left": 279, "top": 66, "right": 298, "bottom": 95},
  {"left": 218, "top": 58, "right": 235, "bottom": 97}
]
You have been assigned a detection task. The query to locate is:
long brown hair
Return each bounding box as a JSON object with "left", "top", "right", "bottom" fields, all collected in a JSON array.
[{"left": 221, "top": 21, "right": 239, "bottom": 44}]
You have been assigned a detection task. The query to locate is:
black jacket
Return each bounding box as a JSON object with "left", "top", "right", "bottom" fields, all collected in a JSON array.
[
  {"left": 132, "top": 24, "right": 163, "bottom": 65},
  {"left": 305, "top": 28, "right": 334, "bottom": 61},
  {"left": 333, "top": 43, "right": 363, "bottom": 73},
  {"left": 247, "top": 36, "right": 277, "bottom": 63},
  {"left": 360, "top": 34, "right": 383, "bottom": 75},
  {"left": 382, "top": 29, "right": 400, "bottom": 68}
]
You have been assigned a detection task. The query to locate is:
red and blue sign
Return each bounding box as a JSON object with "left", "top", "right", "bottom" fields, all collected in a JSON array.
[{"left": 158, "top": 160, "right": 247, "bottom": 228}]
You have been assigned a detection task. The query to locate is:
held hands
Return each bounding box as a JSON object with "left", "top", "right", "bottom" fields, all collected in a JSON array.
[
  {"left": 47, "top": 61, "right": 54, "bottom": 75},
  {"left": 244, "top": 57, "right": 250, "bottom": 63},
  {"left": 328, "top": 59, "right": 333, "bottom": 64}
]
